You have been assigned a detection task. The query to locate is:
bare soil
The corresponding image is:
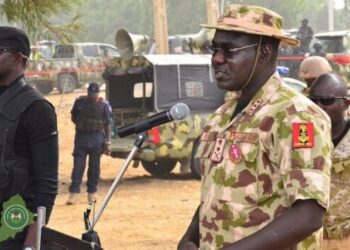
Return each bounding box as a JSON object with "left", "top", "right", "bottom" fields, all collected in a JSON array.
[{"left": 46, "top": 89, "right": 200, "bottom": 250}]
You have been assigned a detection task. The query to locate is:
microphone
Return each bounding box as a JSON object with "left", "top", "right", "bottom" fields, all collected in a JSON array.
[{"left": 117, "top": 103, "right": 190, "bottom": 138}]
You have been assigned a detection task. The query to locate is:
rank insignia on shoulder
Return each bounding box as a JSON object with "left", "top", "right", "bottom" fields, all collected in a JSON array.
[{"left": 292, "top": 122, "right": 314, "bottom": 148}]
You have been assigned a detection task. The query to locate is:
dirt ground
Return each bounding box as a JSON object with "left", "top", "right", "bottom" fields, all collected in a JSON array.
[{"left": 46, "top": 89, "right": 200, "bottom": 250}]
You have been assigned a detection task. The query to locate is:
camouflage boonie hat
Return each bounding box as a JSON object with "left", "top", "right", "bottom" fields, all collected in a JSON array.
[{"left": 202, "top": 4, "right": 300, "bottom": 47}]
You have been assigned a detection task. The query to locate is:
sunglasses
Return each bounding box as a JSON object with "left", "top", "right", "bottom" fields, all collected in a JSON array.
[
  {"left": 0, "top": 48, "right": 29, "bottom": 60},
  {"left": 308, "top": 96, "right": 349, "bottom": 106},
  {"left": 207, "top": 43, "right": 258, "bottom": 57}
]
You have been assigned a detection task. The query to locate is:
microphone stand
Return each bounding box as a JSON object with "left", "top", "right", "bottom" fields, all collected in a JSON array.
[{"left": 90, "top": 133, "right": 146, "bottom": 229}]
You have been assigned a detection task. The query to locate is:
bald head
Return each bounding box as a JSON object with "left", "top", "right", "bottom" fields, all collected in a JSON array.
[{"left": 310, "top": 73, "right": 347, "bottom": 96}]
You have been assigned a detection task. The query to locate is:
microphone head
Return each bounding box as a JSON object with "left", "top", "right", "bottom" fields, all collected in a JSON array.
[{"left": 170, "top": 103, "right": 190, "bottom": 120}]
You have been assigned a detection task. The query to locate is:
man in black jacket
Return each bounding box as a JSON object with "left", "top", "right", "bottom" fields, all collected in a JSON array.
[{"left": 0, "top": 26, "right": 58, "bottom": 250}]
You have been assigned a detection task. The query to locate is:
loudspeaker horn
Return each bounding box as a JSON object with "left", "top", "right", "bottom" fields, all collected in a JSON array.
[{"left": 115, "top": 29, "right": 149, "bottom": 59}]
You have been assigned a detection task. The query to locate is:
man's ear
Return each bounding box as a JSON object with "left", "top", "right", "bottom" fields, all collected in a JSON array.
[
  {"left": 12, "top": 53, "right": 23, "bottom": 66},
  {"left": 259, "top": 44, "right": 273, "bottom": 63},
  {"left": 342, "top": 98, "right": 350, "bottom": 111},
  {"left": 344, "top": 98, "right": 350, "bottom": 106}
]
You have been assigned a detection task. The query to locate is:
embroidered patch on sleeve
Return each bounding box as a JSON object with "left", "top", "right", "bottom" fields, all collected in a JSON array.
[{"left": 292, "top": 122, "right": 314, "bottom": 148}]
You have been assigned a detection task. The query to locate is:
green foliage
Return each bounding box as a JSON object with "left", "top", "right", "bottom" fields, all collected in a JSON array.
[
  {"left": 3, "top": 0, "right": 348, "bottom": 45},
  {"left": 334, "top": 7, "right": 350, "bottom": 31},
  {"left": 0, "top": 0, "right": 83, "bottom": 43},
  {"left": 77, "top": 0, "right": 344, "bottom": 44},
  {"left": 226, "top": 0, "right": 328, "bottom": 31}
]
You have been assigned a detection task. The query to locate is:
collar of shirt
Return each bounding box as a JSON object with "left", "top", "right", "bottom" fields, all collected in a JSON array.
[{"left": 213, "top": 73, "right": 282, "bottom": 135}]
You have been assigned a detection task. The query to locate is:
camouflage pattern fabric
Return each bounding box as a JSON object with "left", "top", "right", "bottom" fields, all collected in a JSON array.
[
  {"left": 202, "top": 4, "right": 299, "bottom": 47},
  {"left": 196, "top": 74, "right": 332, "bottom": 249},
  {"left": 105, "top": 56, "right": 151, "bottom": 75},
  {"left": 26, "top": 57, "right": 104, "bottom": 84},
  {"left": 184, "top": 28, "right": 215, "bottom": 54},
  {"left": 324, "top": 129, "right": 350, "bottom": 239},
  {"left": 143, "top": 114, "right": 209, "bottom": 161}
]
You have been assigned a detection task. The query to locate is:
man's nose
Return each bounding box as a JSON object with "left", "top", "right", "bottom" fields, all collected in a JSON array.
[
  {"left": 211, "top": 52, "right": 226, "bottom": 65},
  {"left": 317, "top": 102, "right": 328, "bottom": 111}
]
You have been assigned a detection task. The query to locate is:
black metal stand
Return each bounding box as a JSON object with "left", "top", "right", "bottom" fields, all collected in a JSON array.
[{"left": 82, "top": 134, "right": 147, "bottom": 247}]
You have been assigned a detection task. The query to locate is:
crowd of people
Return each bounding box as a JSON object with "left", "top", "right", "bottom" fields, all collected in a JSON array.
[{"left": 0, "top": 3, "right": 349, "bottom": 250}]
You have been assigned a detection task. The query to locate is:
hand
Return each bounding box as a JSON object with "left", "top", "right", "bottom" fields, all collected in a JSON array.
[
  {"left": 102, "top": 142, "right": 111, "bottom": 155},
  {"left": 178, "top": 241, "right": 198, "bottom": 250},
  {"left": 23, "top": 222, "right": 37, "bottom": 249}
]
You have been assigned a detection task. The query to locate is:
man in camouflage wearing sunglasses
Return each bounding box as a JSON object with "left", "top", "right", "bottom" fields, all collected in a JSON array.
[
  {"left": 178, "top": 4, "right": 332, "bottom": 250},
  {"left": 309, "top": 73, "right": 350, "bottom": 250}
]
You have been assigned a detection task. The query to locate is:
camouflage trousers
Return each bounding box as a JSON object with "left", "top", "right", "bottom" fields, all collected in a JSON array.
[{"left": 323, "top": 235, "right": 350, "bottom": 250}]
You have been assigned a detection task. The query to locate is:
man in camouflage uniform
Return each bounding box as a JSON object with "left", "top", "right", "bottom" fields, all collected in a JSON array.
[
  {"left": 309, "top": 73, "right": 350, "bottom": 250},
  {"left": 178, "top": 4, "right": 332, "bottom": 250}
]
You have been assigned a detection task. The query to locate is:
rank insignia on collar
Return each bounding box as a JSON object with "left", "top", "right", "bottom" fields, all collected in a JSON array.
[
  {"left": 292, "top": 122, "right": 314, "bottom": 148},
  {"left": 210, "top": 137, "right": 226, "bottom": 163},
  {"left": 246, "top": 98, "right": 263, "bottom": 115}
]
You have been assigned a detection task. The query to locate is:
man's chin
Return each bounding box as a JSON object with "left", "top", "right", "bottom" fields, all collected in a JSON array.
[{"left": 216, "top": 80, "right": 239, "bottom": 91}]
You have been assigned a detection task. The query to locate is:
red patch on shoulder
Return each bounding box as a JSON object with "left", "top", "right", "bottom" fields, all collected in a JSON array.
[{"left": 292, "top": 122, "right": 314, "bottom": 148}]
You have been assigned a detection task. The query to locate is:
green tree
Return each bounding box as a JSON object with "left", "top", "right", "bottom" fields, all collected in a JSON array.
[
  {"left": 0, "top": 0, "right": 84, "bottom": 43},
  {"left": 36, "top": 0, "right": 348, "bottom": 45}
]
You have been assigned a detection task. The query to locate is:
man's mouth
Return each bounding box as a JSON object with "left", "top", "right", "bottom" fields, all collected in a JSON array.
[{"left": 214, "top": 70, "right": 228, "bottom": 81}]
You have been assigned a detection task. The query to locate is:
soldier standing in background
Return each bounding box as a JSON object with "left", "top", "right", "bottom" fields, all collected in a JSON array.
[
  {"left": 309, "top": 73, "right": 350, "bottom": 250},
  {"left": 0, "top": 26, "right": 58, "bottom": 250},
  {"left": 297, "top": 18, "right": 314, "bottom": 53},
  {"left": 66, "top": 82, "right": 112, "bottom": 205},
  {"left": 178, "top": 4, "right": 332, "bottom": 250},
  {"left": 310, "top": 42, "right": 326, "bottom": 57}
]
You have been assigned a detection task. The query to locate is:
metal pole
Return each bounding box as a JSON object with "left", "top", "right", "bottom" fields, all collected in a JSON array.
[
  {"left": 153, "top": 0, "right": 169, "bottom": 54},
  {"left": 220, "top": 0, "right": 225, "bottom": 16},
  {"left": 36, "top": 206, "right": 46, "bottom": 250},
  {"left": 206, "top": 0, "right": 220, "bottom": 25},
  {"left": 328, "top": 0, "right": 334, "bottom": 31},
  {"left": 91, "top": 134, "right": 146, "bottom": 228}
]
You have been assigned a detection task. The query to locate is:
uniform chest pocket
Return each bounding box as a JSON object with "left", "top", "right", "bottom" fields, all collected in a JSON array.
[
  {"left": 223, "top": 141, "right": 260, "bottom": 166},
  {"left": 215, "top": 142, "right": 260, "bottom": 205}
]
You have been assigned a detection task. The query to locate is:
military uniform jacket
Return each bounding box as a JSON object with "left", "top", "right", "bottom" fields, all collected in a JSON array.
[
  {"left": 197, "top": 74, "right": 332, "bottom": 250},
  {"left": 324, "top": 128, "right": 350, "bottom": 239}
]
